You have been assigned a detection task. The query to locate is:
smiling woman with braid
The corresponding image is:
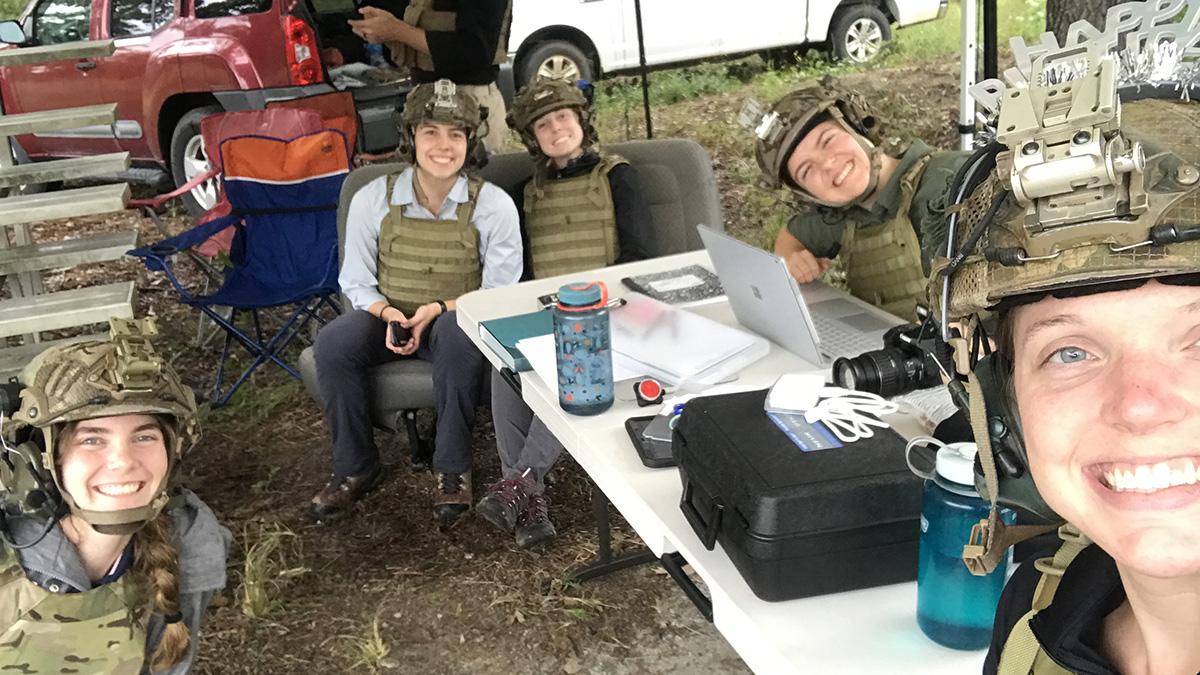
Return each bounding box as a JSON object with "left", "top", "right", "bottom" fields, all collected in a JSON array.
[{"left": 0, "top": 320, "right": 230, "bottom": 674}]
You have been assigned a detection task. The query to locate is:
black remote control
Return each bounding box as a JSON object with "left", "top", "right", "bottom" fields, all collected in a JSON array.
[{"left": 389, "top": 321, "right": 412, "bottom": 347}]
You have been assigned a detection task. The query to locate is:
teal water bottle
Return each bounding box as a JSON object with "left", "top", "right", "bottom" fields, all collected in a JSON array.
[
  {"left": 553, "top": 281, "right": 614, "bottom": 416},
  {"left": 911, "top": 441, "right": 1014, "bottom": 650}
]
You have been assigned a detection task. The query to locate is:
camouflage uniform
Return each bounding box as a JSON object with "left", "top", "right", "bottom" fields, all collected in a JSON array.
[{"left": 0, "top": 320, "right": 231, "bottom": 674}]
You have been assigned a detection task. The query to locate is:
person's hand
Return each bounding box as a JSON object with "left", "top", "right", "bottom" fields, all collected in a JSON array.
[
  {"left": 398, "top": 303, "right": 442, "bottom": 355},
  {"left": 784, "top": 249, "right": 832, "bottom": 283},
  {"left": 382, "top": 306, "right": 409, "bottom": 355},
  {"left": 348, "top": 6, "right": 403, "bottom": 44}
]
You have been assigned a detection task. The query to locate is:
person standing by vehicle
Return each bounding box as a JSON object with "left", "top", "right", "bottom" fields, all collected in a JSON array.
[
  {"left": 748, "top": 78, "right": 969, "bottom": 320},
  {"left": 348, "top": 0, "right": 512, "bottom": 152},
  {"left": 0, "top": 319, "right": 231, "bottom": 674},
  {"left": 475, "top": 78, "right": 651, "bottom": 548},
  {"left": 309, "top": 79, "right": 521, "bottom": 526}
]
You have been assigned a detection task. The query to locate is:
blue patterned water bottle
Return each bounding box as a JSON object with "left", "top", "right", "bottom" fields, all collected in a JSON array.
[
  {"left": 553, "top": 281, "right": 613, "bottom": 416},
  {"left": 913, "top": 441, "right": 1015, "bottom": 650}
]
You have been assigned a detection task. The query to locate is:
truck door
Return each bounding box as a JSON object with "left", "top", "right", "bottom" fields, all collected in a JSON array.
[
  {"left": 1, "top": 0, "right": 106, "bottom": 158},
  {"left": 718, "top": 1, "right": 807, "bottom": 54},
  {"left": 619, "top": 0, "right": 721, "bottom": 66},
  {"left": 91, "top": 0, "right": 183, "bottom": 161}
]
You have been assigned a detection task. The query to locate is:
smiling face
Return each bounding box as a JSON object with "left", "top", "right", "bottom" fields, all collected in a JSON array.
[
  {"left": 784, "top": 119, "right": 872, "bottom": 206},
  {"left": 532, "top": 107, "right": 584, "bottom": 167},
  {"left": 413, "top": 121, "right": 468, "bottom": 180},
  {"left": 57, "top": 414, "right": 169, "bottom": 513},
  {"left": 1011, "top": 280, "right": 1200, "bottom": 578}
]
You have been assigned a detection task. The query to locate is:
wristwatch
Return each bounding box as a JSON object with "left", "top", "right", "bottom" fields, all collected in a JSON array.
[{"left": 434, "top": 299, "right": 447, "bottom": 315}]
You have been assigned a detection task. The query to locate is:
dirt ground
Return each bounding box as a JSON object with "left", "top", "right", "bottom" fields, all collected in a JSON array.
[{"left": 7, "top": 56, "right": 962, "bottom": 674}]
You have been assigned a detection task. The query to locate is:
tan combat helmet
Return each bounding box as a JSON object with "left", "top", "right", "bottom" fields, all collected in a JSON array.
[
  {"left": 5, "top": 318, "right": 198, "bottom": 535},
  {"left": 507, "top": 78, "right": 599, "bottom": 158},
  {"left": 931, "top": 2, "right": 1200, "bottom": 574},
  {"left": 397, "top": 79, "right": 488, "bottom": 169},
  {"left": 740, "top": 76, "right": 885, "bottom": 207}
]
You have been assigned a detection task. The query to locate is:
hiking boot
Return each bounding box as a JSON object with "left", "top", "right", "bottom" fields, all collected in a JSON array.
[
  {"left": 308, "top": 464, "right": 384, "bottom": 522},
  {"left": 475, "top": 477, "right": 532, "bottom": 533},
  {"left": 515, "top": 493, "right": 556, "bottom": 549},
  {"left": 433, "top": 470, "right": 472, "bottom": 527}
]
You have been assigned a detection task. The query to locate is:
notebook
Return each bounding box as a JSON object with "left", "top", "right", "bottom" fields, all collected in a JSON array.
[{"left": 479, "top": 310, "right": 553, "bottom": 372}]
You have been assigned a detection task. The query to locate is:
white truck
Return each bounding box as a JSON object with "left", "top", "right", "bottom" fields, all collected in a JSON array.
[{"left": 508, "top": 0, "right": 948, "bottom": 86}]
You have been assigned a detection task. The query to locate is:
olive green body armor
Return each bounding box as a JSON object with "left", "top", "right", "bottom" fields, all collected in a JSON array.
[
  {"left": 524, "top": 155, "right": 624, "bottom": 279},
  {"left": 394, "top": 0, "right": 512, "bottom": 73},
  {"left": 377, "top": 173, "right": 484, "bottom": 315},
  {"left": 0, "top": 548, "right": 147, "bottom": 674},
  {"left": 996, "top": 524, "right": 1089, "bottom": 675},
  {"left": 839, "top": 155, "right": 932, "bottom": 321}
]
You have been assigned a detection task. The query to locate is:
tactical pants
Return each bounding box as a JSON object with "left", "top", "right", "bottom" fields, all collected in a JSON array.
[
  {"left": 314, "top": 309, "right": 484, "bottom": 477},
  {"left": 458, "top": 82, "right": 510, "bottom": 153},
  {"left": 489, "top": 370, "right": 563, "bottom": 494}
]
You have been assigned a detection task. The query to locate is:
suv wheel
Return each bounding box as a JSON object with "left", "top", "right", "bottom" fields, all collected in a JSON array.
[
  {"left": 830, "top": 5, "right": 892, "bottom": 64},
  {"left": 519, "top": 40, "right": 594, "bottom": 86},
  {"left": 170, "top": 105, "right": 222, "bottom": 218}
]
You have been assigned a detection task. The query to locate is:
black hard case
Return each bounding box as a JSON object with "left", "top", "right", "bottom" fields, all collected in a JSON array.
[{"left": 672, "top": 389, "right": 924, "bottom": 602}]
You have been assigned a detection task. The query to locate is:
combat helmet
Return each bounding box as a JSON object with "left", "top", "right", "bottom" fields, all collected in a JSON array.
[
  {"left": 740, "top": 76, "right": 885, "bottom": 207},
  {"left": 929, "top": 4, "right": 1200, "bottom": 574},
  {"left": 397, "top": 79, "right": 489, "bottom": 170},
  {"left": 507, "top": 78, "right": 599, "bottom": 158},
  {"left": 1, "top": 318, "right": 198, "bottom": 535}
]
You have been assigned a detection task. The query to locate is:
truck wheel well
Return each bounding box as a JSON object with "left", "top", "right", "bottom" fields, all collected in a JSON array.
[
  {"left": 157, "top": 93, "right": 221, "bottom": 169},
  {"left": 514, "top": 26, "right": 600, "bottom": 79},
  {"left": 836, "top": 0, "right": 898, "bottom": 24}
]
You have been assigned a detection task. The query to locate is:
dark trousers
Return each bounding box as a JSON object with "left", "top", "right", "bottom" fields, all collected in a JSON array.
[{"left": 314, "top": 309, "right": 484, "bottom": 477}]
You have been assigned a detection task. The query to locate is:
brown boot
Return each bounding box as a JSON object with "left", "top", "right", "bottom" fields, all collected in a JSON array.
[
  {"left": 433, "top": 470, "right": 472, "bottom": 527},
  {"left": 308, "top": 464, "right": 384, "bottom": 522}
]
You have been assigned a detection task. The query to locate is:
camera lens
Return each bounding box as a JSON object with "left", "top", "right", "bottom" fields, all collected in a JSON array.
[{"left": 833, "top": 350, "right": 907, "bottom": 398}]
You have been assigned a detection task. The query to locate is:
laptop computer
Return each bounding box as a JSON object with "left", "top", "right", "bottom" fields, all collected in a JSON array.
[{"left": 696, "top": 225, "right": 905, "bottom": 365}]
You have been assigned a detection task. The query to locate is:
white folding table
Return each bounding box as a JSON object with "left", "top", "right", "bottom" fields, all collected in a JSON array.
[{"left": 456, "top": 251, "right": 986, "bottom": 674}]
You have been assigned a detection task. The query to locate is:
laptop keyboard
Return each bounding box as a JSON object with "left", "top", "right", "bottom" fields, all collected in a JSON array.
[{"left": 811, "top": 314, "right": 884, "bottom": 361}]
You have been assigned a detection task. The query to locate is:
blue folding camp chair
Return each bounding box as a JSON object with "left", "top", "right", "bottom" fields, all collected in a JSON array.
[{"left": 129, "top": 129, "right": 349, "bottom": 405}]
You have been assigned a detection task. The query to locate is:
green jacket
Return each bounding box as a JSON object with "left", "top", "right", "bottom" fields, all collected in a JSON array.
[{"left": 785, "top": 141, "right": 970, "bottom": 275}]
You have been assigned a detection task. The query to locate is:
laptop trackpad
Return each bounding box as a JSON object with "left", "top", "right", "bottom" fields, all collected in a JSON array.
[
  {"left": 839, "top": 312, "right": 897, "bottom": 333},
  {"left": 810, "top": 298, "right": 897, "bottom": 333}
]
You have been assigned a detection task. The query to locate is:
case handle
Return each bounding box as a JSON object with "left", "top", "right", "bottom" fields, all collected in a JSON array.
[
  {"left": 660, "top": 552, "right": 713, "bottom": 622},
  {"left": 680, "top": 477, "right": 724, "bottom": 550}
]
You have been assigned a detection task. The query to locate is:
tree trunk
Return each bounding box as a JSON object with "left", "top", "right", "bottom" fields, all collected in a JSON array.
[{"left": 1045, "top": 0, "right": 1123, "bottom": 43}]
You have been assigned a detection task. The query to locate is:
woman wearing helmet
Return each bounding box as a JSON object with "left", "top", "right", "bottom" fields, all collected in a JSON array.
[
  {"left": 752, "top": 78, "right": 970, "bottom": 321},
  {"left": 0, "top": 319, "right": 230, "bottom": 674},
  {"left": 474, "top": 77, "right": 652, "bottom": 548},
  {"left": 311, "top": 79, "right": 521, "bottom": 527},
  {"left": 929, "top": 18, "right": 1200, "bottom": 673}
]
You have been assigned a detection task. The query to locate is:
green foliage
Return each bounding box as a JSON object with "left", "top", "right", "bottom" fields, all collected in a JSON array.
[
  {"left": 240, "top": 523, "right": 309, "bottom": 619},
  {"left": 203, "top": 379, "right": 302, "bottom": 427},
  {"left": 0, "top": 0, "right": 23, "bottom": 21}
]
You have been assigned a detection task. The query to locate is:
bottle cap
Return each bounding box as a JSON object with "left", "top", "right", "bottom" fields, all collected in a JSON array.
[
  {"left": 934, "top": 442, "right": 978, "bottom": 487},
  {"left": 557, "top": 281, "right": 607, "bottom": 309}
]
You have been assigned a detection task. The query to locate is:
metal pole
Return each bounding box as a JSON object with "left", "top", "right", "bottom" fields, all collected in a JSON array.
[
  {"left": 632, "top": 0, "right": 653, "bottom": 138},
  {"left": 983, "top": 0, "right": 997, "bottom": 80},
  {"left": 958, "top": 0, "right": 978, "bottom": 150}
]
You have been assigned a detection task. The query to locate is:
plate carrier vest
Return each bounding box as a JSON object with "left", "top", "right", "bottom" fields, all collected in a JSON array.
[
  {"left": 0, "top": 546, "right": 147, "bottom": 674},
  {"left": 393, "top": 0, "right": 513, "bottom": 73},
  {"left": 524, "top": 154, "right": 624, "bottom": 279},
  {"left": 377, "top": 172, "right": 484, "bottom": 315},
  {"left": 839, "top": 154, "right": 932, "bottom": 321}
]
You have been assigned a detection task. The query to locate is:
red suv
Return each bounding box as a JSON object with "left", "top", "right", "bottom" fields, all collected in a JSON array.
[{"left": 0, "top": 0, "right": 409, "bottom": 215}]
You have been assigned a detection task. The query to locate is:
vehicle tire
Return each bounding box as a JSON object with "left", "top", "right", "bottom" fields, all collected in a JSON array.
[
  {"left": 170, "top": 105, "right": 223, "bottom": 219},
  {"left": 829, "top": 5, "right": 892, "bottom": 65},
  {"left": 0, "top": 140, "right": 57, "bottom": 198},
  {"left": 518, "top": 40, "right": 594, "bottom": 87}
]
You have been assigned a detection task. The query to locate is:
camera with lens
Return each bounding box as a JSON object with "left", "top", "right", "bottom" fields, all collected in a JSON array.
[{"left": 832, "top": 311, "right": 945, "bottom": 398}]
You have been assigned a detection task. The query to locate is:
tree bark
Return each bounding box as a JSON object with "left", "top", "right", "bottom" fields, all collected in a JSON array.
[{"left": 1045, "top": 0, "right": 1123, "bottom": 43}]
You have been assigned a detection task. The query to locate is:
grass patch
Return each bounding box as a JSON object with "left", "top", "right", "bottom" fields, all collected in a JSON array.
[
  {"left": 0, "top": 0, "right": 22, "bottom": 20},
  {"left": 335, "top": 613, "right": 392, "bottom": 673},
  {"left": 240, "top": 523, "right": 309, "bottom": 620},
  {"left": 203, "top": 378, "right": 302, "bottom": 427}
]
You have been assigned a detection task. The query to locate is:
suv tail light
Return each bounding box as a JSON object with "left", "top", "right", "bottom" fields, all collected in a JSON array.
[{"left": 283, "top": 15, "right": 322, "bottom": 86}]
